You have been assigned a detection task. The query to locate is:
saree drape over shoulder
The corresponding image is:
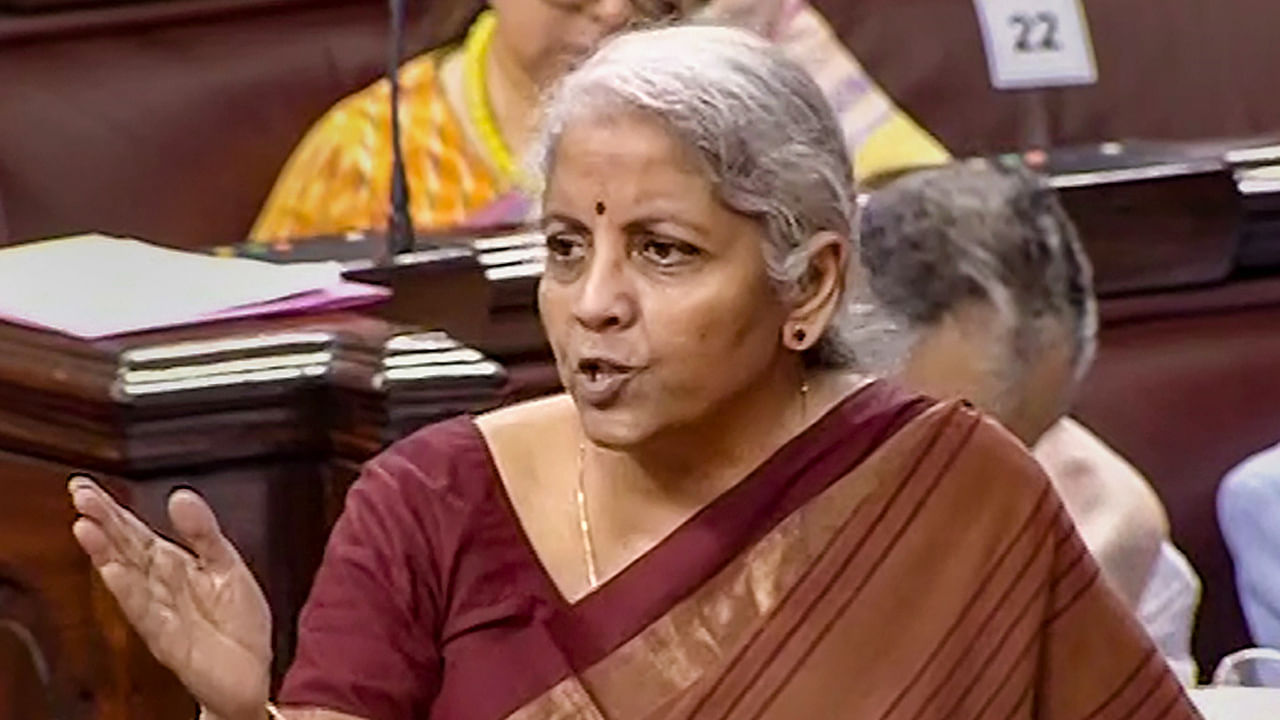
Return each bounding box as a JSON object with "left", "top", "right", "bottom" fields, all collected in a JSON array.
[{"left": 280, "top": 382, "right": 1200, "bottom": 720}]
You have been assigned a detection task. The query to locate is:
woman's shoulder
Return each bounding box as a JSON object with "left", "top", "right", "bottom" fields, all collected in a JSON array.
[
  {"left": 474, "top": 392, "right": 575, "bottom": 434},
  {"left": 1034, "top": 417, "right": 1140, "bottom": 478},
  {"left": 352, "top": 414, "right": 489, "bottom": 513},
  {"left": 915, "top": 400, "right": 1058, "bottom": 505},
  {"left": 474, "top": 393, "right": 577, "bottom": 474},
  {"left": 356, "top": 394, "right": 574, "bottom": 504},
  {"left": 1033, "top": 417, "right": 1169, "bottom": 529},
  {"left": 869, "top": 400, "right": 1076, "bottom": 566}
]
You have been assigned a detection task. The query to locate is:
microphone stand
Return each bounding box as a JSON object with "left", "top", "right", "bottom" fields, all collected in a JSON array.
[{"left": 384, "top": 0, "right": 415, "bottom": 262}]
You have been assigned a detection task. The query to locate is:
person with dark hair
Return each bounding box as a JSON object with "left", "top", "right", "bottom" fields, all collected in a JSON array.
[{"left": 862, "top": 159, "right": 1202, "bottom": 684}]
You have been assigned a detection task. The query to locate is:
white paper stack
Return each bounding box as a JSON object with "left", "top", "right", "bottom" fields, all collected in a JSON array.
[{"left": 0, "top": 234, "right": 389, "bottom": 338}]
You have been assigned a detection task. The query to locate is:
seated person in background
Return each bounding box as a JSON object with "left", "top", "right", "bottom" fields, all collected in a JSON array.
[
  {"left": 860, "top": 159, "right": 1201, "bottom": 685},
  {"left": 251, "top": 1, "right": 693, "bottom": 242},
  {"left": 68, "top": 27, "right": 1196, "bottom": 720},
  {"left": 253, "top": 0, "right": 947, "bottom": 243},
  {"left": 1219, "top": 443, "right": 1280, "bottom": 649},
  {"left": 700, "top": 0, "right": 950, "bottom": 181}
]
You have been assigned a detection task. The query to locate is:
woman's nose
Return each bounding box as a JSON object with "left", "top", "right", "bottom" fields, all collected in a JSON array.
[{"left": 571, "top": 244, "right": 637, "bottom": 332}]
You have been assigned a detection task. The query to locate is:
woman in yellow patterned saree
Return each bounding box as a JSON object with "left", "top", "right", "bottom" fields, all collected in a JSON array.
[
  {"left": 251, "top": 0, "right": 950, "bottom": 242},
  {"left": 251, "top": 1, "right": 657, "bottom": 242}
]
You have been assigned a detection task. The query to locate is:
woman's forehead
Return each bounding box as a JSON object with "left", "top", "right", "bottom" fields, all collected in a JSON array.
[
  {"left": 543, "top": 117, "right": 756, "bottom": 234},
  {"left": 549, "top": 113, "right": 708, "bottom": 184}
]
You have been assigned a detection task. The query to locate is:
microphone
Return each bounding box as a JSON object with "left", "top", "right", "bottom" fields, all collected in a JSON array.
[{"left": 385, "top": 0, "right": 414, "bottom": 260}]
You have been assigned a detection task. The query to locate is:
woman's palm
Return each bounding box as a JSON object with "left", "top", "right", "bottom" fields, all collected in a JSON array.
[{"left": 70, "top": 477, "right": 271, "bottom": 720}]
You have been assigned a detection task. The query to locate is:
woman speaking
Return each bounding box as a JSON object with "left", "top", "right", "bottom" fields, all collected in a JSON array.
[{"left": 68, "top": 25, "right": 1198, "bottom": 720}]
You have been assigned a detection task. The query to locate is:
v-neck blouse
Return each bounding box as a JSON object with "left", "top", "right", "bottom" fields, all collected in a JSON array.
[{"left": 279, "top": 381, "right": 925, "bottom": 720}]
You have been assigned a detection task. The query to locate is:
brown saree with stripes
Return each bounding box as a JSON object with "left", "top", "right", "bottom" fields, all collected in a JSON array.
[{"left": 281, "top": 382, "right": 1200, "bottom": 720}]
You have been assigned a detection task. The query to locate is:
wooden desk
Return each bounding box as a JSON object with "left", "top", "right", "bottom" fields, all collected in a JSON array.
[{"left": 0, "top": 312, "right": 510, "bottom": 720}]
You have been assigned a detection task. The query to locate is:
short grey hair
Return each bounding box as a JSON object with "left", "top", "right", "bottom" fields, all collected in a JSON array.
[
  {"left": 534, "top": 24, "right": 869, "bottom": 367},
  {"left": 859, "top": 159, "right": 1098, "bottom": 381}
]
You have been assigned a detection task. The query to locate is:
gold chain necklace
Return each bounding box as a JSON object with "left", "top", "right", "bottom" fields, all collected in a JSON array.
[
  {"left": 573, "top": 379, "right": 811, "bottom": 594},
  {"left": 576, "top": 440, "right": 600, "bottom": 590}
]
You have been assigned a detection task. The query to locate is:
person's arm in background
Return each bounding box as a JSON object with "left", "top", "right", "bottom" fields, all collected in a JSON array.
[
  {"left": 1219, "top": 443, "right": 1280, "bottom": 648},
  {"left": 1034, "top": 419, "right": 1203, "bottom": 685},
  {"left": 1033, "top": 417, "right": 1168, "bottom": 607}
]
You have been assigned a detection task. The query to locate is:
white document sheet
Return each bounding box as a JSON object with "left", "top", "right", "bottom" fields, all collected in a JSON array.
[{"left": 0, "top": 234, "right": 353, "bottom": 338}]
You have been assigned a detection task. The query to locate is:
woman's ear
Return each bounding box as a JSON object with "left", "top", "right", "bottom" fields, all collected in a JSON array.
[{"left": 782, "top": 231, "right": 846, "bottom": 352}]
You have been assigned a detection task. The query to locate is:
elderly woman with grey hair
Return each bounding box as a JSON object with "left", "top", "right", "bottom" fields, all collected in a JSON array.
[
  {"left": 862, "top": 159, "right": 1202, "bottom": 685},
  {"left": 65, "top": 27, "right": 1197, "bottom": 720}
]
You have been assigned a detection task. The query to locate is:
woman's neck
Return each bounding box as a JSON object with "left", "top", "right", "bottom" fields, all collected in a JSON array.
[
  {"left": 484, "top": 31, "right": 542, "bottom": 163},
  {"left": 578, "top": 362, "right": 869, "bottom": 586},
  {"left": 591, "top": 362, "right": 856, "bottom": 512}
]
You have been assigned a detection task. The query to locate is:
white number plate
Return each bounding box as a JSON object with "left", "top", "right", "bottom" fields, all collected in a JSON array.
[{"left": 974, "top": 0, "right": 1098, "bottom": 89}]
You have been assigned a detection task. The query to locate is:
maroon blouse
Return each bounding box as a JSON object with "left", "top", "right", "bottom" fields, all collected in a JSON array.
[{"left": 279, "top": 382, "right": 926, "bottom": 720}]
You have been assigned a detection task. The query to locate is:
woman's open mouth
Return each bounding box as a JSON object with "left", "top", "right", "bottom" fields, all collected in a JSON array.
[{"left": 574, "top": 357, "right": 639, "bottom": 407}]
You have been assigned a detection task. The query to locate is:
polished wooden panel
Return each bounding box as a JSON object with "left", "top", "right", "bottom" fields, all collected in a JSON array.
[
  {"left": 0, "top": 448, "right": 340, "bottom": 719},
  {"left": 0, "top": 449, "right": 167, "bottom": 720},
  {"left": 0, "top": 306, "right": 514, "bottom": 719},
  {"left": 232, "top": 228, "right": 550, "bottom": 361},
  {"left": 0, "top": 624, "right": 55, "bottom": 720},
  {"left": 1, "top": 452, "right": 72, "bottom": 720},
  {"left": 1058, "top": 169, "right": 1239, "bottom": 295}
]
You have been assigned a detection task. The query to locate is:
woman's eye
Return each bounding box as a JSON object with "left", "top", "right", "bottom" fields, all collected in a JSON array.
[
  {"left": 545, "top": 233, "right": 585, "bottom": 262},
  {"left": 639, "top": 236, "right": 700, "bottom": 267}
]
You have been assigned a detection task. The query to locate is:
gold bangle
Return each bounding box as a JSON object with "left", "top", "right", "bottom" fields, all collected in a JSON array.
[{"left": 265, "top": 703, "right": 286, "bottom": 720}]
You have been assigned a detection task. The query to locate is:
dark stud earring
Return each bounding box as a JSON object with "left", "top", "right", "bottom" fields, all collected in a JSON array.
[
  {"left": 595, "top": 201, "right": 606, "bottom": 216},
  {"left": 793, "top": 328, "right": 806, "bottom": 344}
]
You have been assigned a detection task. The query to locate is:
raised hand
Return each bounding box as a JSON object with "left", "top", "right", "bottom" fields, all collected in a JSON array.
[{"left": 69, "top": 476, "right": 272, "bottom": 720}]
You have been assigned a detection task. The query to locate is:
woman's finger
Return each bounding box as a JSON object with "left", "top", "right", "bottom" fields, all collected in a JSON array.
[
  {"left": 70, "top": 478, "right": 134, "bottom": 567},
  {"left": 168, "top": 489, "right": 238, "bottom": 573},
  {"left": 67, "top": 475, "right": 160, "bottom": 568},
  {"left": 68, "top": 475, "right": 113, "bottom": 522},
  {"left": 71, "top": 516, "right": 118, "bottom": 569}
]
